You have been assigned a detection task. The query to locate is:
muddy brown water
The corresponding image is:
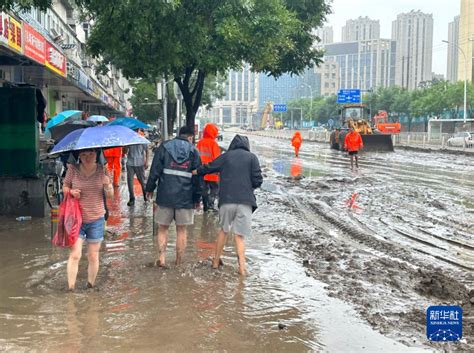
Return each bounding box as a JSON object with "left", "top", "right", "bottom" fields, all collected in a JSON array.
[{"left": 0, "top": 176, "right": 426, "bottom": 351}]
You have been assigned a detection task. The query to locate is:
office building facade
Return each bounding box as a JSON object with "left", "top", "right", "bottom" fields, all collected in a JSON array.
[
  {"left": 459, "top": 0, "right": 474, "bottom": 82},
  {"left": 324, "top": 39, "right": 396, "bottom": 91},
  {"left": 447, "top": 15, "right": 460, "bottom": 83},
  {"left": 392, "top": 10, "right": 433, "bottom": 90},
  {"left": 342, "top": 17, "right": 380, "bottom": 42}
]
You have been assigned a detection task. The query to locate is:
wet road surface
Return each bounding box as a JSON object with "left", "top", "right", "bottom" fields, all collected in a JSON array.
[
  {"left": 0, "top": 140, "right": 433, "bottom": 352},
  {"left": 246, "top": 132, "right": 473, "bottom": 351}
]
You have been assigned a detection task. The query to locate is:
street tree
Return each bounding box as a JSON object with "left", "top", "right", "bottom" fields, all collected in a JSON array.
[
  {"left": 0, "top": 0, "right": 50, "bottom": 11},
  {"left": 78, "top": 0, "right": 331, "bottom": 130}
]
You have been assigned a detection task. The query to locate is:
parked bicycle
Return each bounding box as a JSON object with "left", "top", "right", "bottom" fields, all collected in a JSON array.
[{"left": 40, "top": 157, "right": 64, "bottom": 209}]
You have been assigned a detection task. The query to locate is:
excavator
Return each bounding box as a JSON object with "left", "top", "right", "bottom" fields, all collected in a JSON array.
[{"left": 329, "top": 104, "right": 395, "bottom": 152}]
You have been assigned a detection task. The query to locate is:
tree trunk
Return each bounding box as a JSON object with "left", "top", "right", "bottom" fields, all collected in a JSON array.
[{"left": 175, "top": 68, "right": 206, "bottom": 135}]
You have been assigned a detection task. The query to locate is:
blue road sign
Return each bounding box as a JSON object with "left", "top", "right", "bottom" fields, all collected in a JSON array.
[
  {"left": 328, "top": 118, "right": 335, "bottom": 128},
  {"left": 337, "top": 89, "right": 361, "bottom": 104},
  {"left": 273, "top": 104, "right": 287, "bottom": 113}
]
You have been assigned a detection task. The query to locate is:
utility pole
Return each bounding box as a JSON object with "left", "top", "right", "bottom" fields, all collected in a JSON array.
[{"left": 161, "top": 78, "right": 168, "bottom": 140}]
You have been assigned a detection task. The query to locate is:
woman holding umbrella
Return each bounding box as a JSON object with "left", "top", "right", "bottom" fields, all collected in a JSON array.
[{"left": 63, "top": 149, "right": 114, "bottom": 290}]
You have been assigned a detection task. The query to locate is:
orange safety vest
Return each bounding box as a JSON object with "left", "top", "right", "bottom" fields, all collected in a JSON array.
[{"left": 196, "top": 124, "right": 221, "bottom": 182}]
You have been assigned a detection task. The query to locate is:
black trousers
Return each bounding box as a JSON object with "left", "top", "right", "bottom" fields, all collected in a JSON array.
[{"left": 202, "top": 181, "right": 219, "bottom": 211}]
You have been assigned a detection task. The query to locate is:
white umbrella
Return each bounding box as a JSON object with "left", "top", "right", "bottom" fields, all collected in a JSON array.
[{"left": 88, "top": 115, "right": 109, "bottom": 122}]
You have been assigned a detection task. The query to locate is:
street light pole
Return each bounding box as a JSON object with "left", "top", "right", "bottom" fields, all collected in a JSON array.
[
  {"left": 443, "top": 40, "right": 467, "bottom": 123},
  {"left": 301, "top": 83, "right": 313, "bottom": 128}
]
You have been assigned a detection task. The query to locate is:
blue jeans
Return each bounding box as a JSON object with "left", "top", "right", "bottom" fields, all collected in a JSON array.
[{"left": 79, "top": 217, "right": 105, "bottom": 243}]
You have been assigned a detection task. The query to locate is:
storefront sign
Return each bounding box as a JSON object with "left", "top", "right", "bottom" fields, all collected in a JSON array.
[
  {"left": 7, "top": 16, "right": 22, "bottom": 53},
  {"left": 23, "top": 22, "right": 45, "bottom": 64},
  {"left": 45, "top": 42, "right": 66, "bottom": 77},
  {"left": 0, "top": 13, "right": 8, "bottom": 46}
]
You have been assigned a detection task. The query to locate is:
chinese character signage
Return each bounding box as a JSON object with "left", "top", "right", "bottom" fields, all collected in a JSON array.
[
  {"left": 23, "top": 22, "right": 45, "bottom": 64},
  {"left": 426, "top": 305, "right": 462, "bottom": 342},
  {"left": 7, "top": 15, "right": 22, "bottom": 53},
  {"left": 0, "top": 13, "right": 9, "bottom": 46},
  {"left": 45, "top": 42, "right": 66, "bottom": 77},
  {"left": 337, "top": 89, "right": 361, "bottom": 104},
  {"left": 273, "top": 104, "right": 287, "bottom": 112}
]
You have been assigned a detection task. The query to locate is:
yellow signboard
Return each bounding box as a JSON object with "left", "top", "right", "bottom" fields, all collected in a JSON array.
[{"left": 8, "top": 16, "right": 22, "bottom": 53}]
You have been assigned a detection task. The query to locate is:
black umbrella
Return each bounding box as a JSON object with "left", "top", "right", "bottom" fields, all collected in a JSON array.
[{"left": 48, "top": 120, "right": 95, "bottom": 142}]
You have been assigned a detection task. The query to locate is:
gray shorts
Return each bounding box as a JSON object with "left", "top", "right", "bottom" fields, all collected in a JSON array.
[
  {"left": 155, "top": 205, "right": 194, "bottom": 226},
  {"left": 219, "top": 203, "right": 253, "bottom": 237}
]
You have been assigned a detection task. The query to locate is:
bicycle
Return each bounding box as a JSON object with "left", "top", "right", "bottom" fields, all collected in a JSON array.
[{"left": 40, "top": 157, "right": 65, "bottom": 209}]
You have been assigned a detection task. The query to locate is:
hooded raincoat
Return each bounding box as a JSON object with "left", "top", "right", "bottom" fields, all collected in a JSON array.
[
  {"left": 291, "top": 131, "right": 303, "bottom": 157},
  {"left": 145, "top": 136, "right": 202, "bottom": 209},
  {"left": 196, "top": 124, "right": 221, "bottom": 182},
  {"left": 198, "top": 135, "right": 263, "bottom": 211}
]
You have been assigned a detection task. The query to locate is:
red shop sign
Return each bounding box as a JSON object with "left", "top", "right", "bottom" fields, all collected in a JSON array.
[
  {"left": 45, "top": 41, "right": 66, "bottom": 77},
  {"left": 23, "top": 22, "right": 45, "bottom": 64}
]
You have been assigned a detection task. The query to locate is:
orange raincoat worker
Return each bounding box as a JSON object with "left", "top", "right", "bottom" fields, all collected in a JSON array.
[
  {"left": 291, "top": 131, "right": 303, "bottom": 157},
  {"left": 344, "top": 126, "right": 364, "bottom": 169},
  {"left": 196, "top": 123, "right": 221, "bottom": 211},
  {"left": 104, "top": 147, "right": 123, "bottom": 186}
]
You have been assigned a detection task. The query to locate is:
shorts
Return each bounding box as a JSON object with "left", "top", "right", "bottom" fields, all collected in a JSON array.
[
  {"left": 155, "top": 205, "right": 194, "bottom": 226},
  {"left": 79, "top": 217, "right": 105, "bottom": 243},
  {"left": 348, "top": 151, "right": 358, "bottom": 156},
  {"left": 219, "top": 203, "right": 253, "bottom": 238}
]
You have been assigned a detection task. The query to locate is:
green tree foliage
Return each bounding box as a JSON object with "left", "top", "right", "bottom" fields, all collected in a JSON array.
[
  {"left": 128, "top": 80, "right": 163, "bottom": 125},
  {"left": 78, "top": 0, "right": 331, "bottom": 129},
  {"left": 0, "top": 0, "right": 51, "bottom": 11}
]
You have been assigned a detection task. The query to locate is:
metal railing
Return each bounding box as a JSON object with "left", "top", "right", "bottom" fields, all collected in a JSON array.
[{"left": 242, "top": 129, "right": 474, "bottom": 153}]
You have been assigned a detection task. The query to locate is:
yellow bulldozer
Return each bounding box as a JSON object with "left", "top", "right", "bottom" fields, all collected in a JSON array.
[{"left": 329, "top": 104, "right": 394, "bottom": 152}]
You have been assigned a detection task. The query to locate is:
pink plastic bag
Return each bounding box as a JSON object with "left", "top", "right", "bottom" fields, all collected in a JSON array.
[{"left": 52, "top": 194, "right": 82, "bottom": 247}]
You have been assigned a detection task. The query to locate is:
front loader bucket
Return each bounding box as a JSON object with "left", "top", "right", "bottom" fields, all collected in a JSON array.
[{"left": 361, "top": 134, "right": 394, "bottom": 152}]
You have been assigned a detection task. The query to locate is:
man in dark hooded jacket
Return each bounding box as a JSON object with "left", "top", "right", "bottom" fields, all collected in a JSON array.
[
  {"left": 145, "top": 126, "right": 201, "bottom": 267},
  {"left": 198, "top": 134, "right": 263, "bottom": 275}
]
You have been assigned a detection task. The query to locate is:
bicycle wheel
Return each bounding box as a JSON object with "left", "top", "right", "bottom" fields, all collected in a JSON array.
[{"left": 45, "top": 176, "right": 62, "bottom": 208}]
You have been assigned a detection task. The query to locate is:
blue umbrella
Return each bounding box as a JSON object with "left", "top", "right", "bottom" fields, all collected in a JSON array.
[
  {"left": 45, "top": 110, "right": 82, "bottom": 132},
  {"left": 48, "top": 125, "right": 150, "bottom": 156},
  {"left": 108, "top": 117, "right": 150, "bottom": 130},
  {"left": 88, "top": 115, "right": 109, "bottom": 122}
]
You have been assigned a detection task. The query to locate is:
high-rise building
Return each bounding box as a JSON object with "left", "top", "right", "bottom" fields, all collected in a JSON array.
[
  {"left": 314, "top": 26, "right": 334, "bottom": 45},
  {"left": 342, "top": 17, "right": 380, "bottom": 42},
  {"left": 459, "top": 0, "right": 474, "bottom": 82},
  {"left": 392, "top": 10, "right": 433, "bottom": 90},
  {"left": 209, "top": 63, "right": 259, "bottom": 126},
  {"left": 447, "top": 15, "right": 460, "bottom": 83},
  {"left": 324, "top": 39, "right": 396, "bottom": 90},
  {"left": 315, "top": 62, "right": 340, "bottom": 96}
]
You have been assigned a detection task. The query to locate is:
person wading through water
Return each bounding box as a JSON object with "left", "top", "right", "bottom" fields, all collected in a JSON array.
[
  {"left": 196, "top": 123, "right": 221, "bottom": 212},
  {"left": 145, "top": 126, "right": 202, "bottom": 267},
  {"left": 197, "top": 135, "right": 263, "bottom": 275},
  {"left": 344, "top": 126, "right": 364, "bottom": 169}
]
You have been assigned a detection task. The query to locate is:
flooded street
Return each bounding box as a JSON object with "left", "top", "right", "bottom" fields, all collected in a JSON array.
[{"left": 0, "top": 132, "right": 472, "bottom": 352}]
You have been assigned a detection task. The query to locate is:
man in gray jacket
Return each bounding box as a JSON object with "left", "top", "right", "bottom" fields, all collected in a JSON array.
[
  {"left": 198, "top": 135, "right": 262, "bottom": 275},
  {"left": 124, "top": 129, "right": 149, "bottom": 206}
]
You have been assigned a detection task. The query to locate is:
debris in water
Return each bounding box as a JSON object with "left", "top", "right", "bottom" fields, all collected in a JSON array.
[{"left": 278, "top": 323, "right": 287, "bottom": 330}]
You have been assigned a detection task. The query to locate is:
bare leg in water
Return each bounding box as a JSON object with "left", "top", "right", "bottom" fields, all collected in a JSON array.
[
  {"left": 212, "top": 229, "right": 227, "bottom": 269},
  {"left": 234, "top": 235, "right": 246, "bottom": 276},
  {"left": 156, "top": 224, "right": 169, "bottom": 267},
  {"left": 175, "top": 225, "right": 187, "bottom": 265}
]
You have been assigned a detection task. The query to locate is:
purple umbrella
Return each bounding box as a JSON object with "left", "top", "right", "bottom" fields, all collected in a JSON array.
[{"left": 48, "top": 125, "right": 149, "bottom": 156}]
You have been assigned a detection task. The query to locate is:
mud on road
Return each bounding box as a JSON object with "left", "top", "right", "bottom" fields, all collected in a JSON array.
[{"left": 249, "top": 134, "right": 474, "bottom": 351}]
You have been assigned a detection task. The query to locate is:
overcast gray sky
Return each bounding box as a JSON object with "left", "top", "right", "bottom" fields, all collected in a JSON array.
[{"left": 325, "top": 0, "right": 461, "bottom": 76}]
